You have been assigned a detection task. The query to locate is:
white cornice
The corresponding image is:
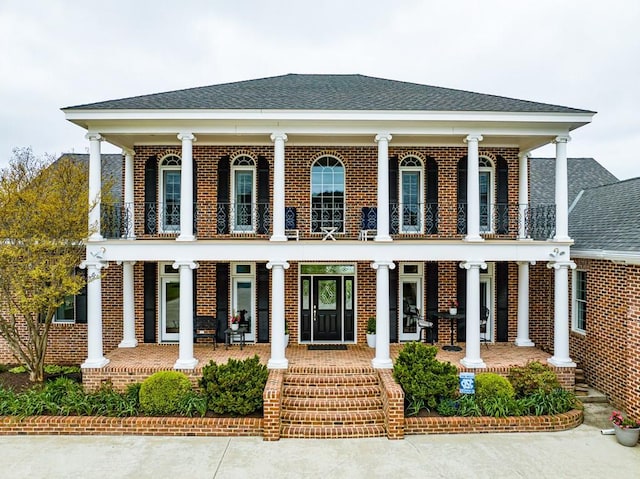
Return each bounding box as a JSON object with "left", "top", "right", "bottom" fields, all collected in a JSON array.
[{"left": 570, "top": 249, "right": 640, "bottom": 265}]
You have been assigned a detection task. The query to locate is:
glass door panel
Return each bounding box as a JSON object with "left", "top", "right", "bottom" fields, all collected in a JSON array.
[{"left": 161, "top": 279, "right": 180, "bottom": 342}]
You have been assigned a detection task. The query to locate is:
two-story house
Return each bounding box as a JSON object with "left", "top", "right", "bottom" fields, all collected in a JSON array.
[{"left": 59, "top": 74, "right": 594, "bottom": 374}]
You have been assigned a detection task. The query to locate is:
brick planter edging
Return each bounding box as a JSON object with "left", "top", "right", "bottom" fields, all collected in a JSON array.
[
  {"left": 262, "top": 369, "right": 284, "bottom": 441},
  {"left": 0, "top": 415, "right": 263, "bottom": 437},
  {"left": 405, "top": 408, "right": 583, "bottom": 435},
  {"left": 377, "top": 370, "right": 405, "bottom": 440}
]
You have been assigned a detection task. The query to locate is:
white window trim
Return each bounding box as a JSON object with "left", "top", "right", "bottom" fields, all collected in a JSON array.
[
  {"left": 231, "top": 156, "right": 257, "bottom": 234},
  {"left": 399, "top": 157, "right": 424, "bottom": 234},
  {"left": 479, "top": 156, "right": 495, "bottom": 234},
  {"left": 53, "top": 296, "right": 77, "bottom": 324},
  {"left": 310, "top": 155, "right": 346, "bottom": 235},
  {"left": 158, "top": 155, "right": 181, "bottom": 233},
  {"left": 572, "top": 269, "right": 587, "bottom": 334},
  {"left": 399, "top": 262, "right": 424, "bottom": 341},
  {"left": 231, "top": 263, "right": 256, "bottom": 342}
]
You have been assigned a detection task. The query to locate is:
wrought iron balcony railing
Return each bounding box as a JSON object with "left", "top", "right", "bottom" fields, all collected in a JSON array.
[
  {"left": 456, "top": 203, "right": 556, "bottom": 239},
  {"left": 215, "top": 202, "right": 271, "bottom": 235},
  {"left": 389, "top": 202, "right": 439, "bottom": 234}
]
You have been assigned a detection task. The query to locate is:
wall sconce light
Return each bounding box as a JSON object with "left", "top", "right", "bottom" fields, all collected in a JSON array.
[
  {"left": 549, "top": 247, "right": 566, "bottom": 259},
  {"left": 90, "top": 247, "right": 106, "bottom": 260}
]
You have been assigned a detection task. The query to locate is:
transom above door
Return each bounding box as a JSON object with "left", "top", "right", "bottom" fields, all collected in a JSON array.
[{"left": 300, "top": 264, "right": 355, "bottom": 343}]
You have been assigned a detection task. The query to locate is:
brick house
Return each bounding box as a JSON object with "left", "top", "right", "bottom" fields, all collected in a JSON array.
[
  {"left": 530, "top": 159, "right": 640, "bottom": 419},
  {"left": 3, "top": 74, "right": 596, "bottom": 376}
]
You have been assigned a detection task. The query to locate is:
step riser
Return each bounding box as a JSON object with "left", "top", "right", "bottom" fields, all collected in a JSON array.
[{"left": 281, "top": 425, "right": 387, "bottom": 439}]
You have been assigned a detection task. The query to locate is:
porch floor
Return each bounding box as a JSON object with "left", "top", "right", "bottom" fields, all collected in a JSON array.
[{"left": 97, "top": 342, "right": 552, "bottom": 373}]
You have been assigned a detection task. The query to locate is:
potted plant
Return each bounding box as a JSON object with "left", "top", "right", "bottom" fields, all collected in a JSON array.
[
  {"left": 610, "top": 410, "right": 640, "bottom": 446},
  {"left": 449, "top": 300, "right": 458, "bottom": 316},
  {"left": 366, "top": 317, "right": 376, "bottom": 348},
  {"left": 230, "top": 312, "right": 240, "bottom": 331},
  {"left": 284, "top": 322, "right": 290, "bottom": 347}
]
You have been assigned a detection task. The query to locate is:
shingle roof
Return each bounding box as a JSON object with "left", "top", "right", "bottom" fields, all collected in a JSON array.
[
  {"left": 569, "top": 178, "right": 640, "bottom": 252},
  {"left": 529, "top": 158, "right": 618, "bottom": 206},
  {"left": 65, "top": 74, "right": 593, "bottom": 114},
  {"left": 60, "top": 153, "right": 122, "bottom": 199}
]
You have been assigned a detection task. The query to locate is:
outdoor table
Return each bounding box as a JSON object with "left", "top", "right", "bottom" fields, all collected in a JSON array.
[
  {"left": 437, "top": 312, "right": 464, "bottom": 352},
  {"left": 224, "top": 325, "right": 248, "bottom": 350}
]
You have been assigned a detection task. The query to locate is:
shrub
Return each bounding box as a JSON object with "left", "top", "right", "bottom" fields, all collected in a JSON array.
[
  {"left": 393, "top": 342, "right": 458, "bottom": 412},
  {"left": 200, "top": 355, "right": 268, "bottom": 416},
  {"left": 456, "top": 394, "right": 482, "bottom": 417},
  {"left": 508, "top": 361, "right": 561, "bottom": 398},
  {"left": 479, "top": 395, "right": 522, "bottom": 417},
  {"left": 475, "top": 373, "right": 514, "bottom": 402},
  {"left": 139, "top": 371, "right": 193, "bottom": 416},
  {"left": 520, "top": 388, "right": 579, "bottom": 416}
]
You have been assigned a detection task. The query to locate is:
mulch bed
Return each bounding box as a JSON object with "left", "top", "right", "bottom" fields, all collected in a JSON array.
[{"left": 0, "top": 370, "right": 33, "bottom": 393}]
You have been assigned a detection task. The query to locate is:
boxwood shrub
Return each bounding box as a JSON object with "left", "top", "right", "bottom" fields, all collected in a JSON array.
[{"left": 139, "top": 371, "right": 193, "bottom": 415}]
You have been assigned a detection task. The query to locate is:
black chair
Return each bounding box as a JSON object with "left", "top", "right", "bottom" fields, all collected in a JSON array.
[
  {"left": 194, "top": 315, "right": 217, "bottom": 349},
  {"left": 285, "top": 206, "right": 299, "bottom": 240},
  {"left": 480, "top": 307, "right": 490, "bottom": 348},
  {"left": 359, "top": 206, "right": 377, "bottom": 240}
]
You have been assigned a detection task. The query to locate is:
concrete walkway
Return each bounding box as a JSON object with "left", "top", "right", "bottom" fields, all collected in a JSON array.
[{"left": 1, "top": 404, "right": 638, "bottom": 478}]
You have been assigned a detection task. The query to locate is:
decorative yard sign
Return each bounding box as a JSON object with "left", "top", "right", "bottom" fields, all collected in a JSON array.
[{"left": 459, "top": 372, "right": 475, "bottom": 394}]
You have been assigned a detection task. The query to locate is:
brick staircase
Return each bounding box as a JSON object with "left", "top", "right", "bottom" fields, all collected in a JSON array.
[{"left": 280, "top": 366, "right": 387, "bottom": 439}]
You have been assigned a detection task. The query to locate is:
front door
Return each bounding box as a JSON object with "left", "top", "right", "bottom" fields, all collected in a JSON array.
[
  {"left": 313, "top": 276, "right": 342, "bottom": 341},
  {"left": 161, "top": 278, "right": 180, "bottom": 342}
]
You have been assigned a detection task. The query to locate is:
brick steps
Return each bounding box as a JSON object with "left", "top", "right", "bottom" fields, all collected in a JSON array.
[{"left": 280, "top": 366, "right": 387, "bottom": 439}]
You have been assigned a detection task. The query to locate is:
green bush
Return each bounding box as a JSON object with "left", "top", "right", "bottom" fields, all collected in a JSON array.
[
  {"left": 393, "top": 342, "right": 458, "bottom": 413},
  {"left": 508, "top": 361, "right": 561, "bottom": 398},
  {"left": 139, "top": 371, "right": 193, "bottom": 416},
  {"left": 519, "top": 388, "right": 579, "bottom": 416},
  {"left": 200, "top": 355, "right": 268, "bottom": 416},
  {"left": 479, "top": 395, "right": 522, "bottom": 417},
  {"left": 456, "top": 394, "right": 482, "bottom": 417},
  {"left": 475, "top": 373, "right": 515, "bottom": 402}
]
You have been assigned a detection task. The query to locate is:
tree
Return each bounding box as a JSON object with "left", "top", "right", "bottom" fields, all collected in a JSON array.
[{"left": 0, "top": 147, "right": 94, "bottom": 382}]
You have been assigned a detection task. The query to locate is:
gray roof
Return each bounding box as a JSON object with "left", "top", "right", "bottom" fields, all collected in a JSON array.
[
  {"left": 529, "top": 158, "right": 618, "bottom": 206},
  {"left": 60, "top": 153, "right": 123, "bottom": 200},
  {"left": 569, "top": 178, "right": 640, "bottom": 252},
  {"left": 64, "top": 74, "right": 593, "bottom": 114}
]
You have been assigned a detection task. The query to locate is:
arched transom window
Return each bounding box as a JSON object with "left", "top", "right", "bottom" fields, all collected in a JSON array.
[
  {"left": 231, "top": 155, "right": 256, "bottom": 232},
  {"left": 399, "top": 156, "right": 424, "bottom": 233},
  {"left": 311, "top": 156, "right": 345, "bottom": 233},
  {"left": 159, "top": 155, "right": 181, "bottom": 232}
]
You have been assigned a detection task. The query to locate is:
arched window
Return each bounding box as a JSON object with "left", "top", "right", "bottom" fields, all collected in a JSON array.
[
  {"left": 159, "top": 155, "right": 181, "bottom": 232},
  {"left": 311, "top": 156, "right": 345, "bottom": 233},
  {"left": 479, "top": 157, "right": 495, "bottom": 232},
  {"left": 231, "top": 155, "right": 256, "bottom": 232},
  {"left": 399, "top": 156, "right": 423, "bottom": 233}
]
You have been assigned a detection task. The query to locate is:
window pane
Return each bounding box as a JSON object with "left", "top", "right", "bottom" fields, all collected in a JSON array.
[
  {"left": 55, "top": 296, "right": 75, "bottom": 322},
  {"left": 236, "top": 281, "right": 252, "bottom": 329},
  {"left": 163, "top": 170, "right": 181, "bottom": 228},
  {"left": 234, "top": 170, "right": 254, "bottom": 230},
  {"left": 479, "top": 171, "right": 489, "bottom": 231},
  {"left": 401, "top": 171, "right": 420, "bottom": 231},
  {"left": 311, "top": 157, "right": 345, "bottom": 232}
]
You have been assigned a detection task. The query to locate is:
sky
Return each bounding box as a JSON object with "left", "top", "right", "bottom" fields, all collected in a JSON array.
[{"left": 0, "top": 0, "right": 638, "bottom": 179}]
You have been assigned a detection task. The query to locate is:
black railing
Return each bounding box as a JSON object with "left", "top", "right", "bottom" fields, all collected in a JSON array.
[
  {"left": 390, "top": 202, "right": 439, "bottom": 234},
  {"left": 215, "top": 202, "right": 271, "bottom": 235},
  {"left": 526, "top": 204, "right": 556, "bottom": 240},
  {"left": 456, "top": 202, "right": 556, "bottom": 238}
]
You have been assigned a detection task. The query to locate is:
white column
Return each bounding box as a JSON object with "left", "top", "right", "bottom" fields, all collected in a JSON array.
[
  {"left": 548, "top": 261, "right": 576, "bottom": 367},
  {"left": 119, "top": 261, "right": 137, "bottom": 348},
  {"left": 371, "top": 261, "right": 395, "bottom": 368},
  {"left": 270, "top": 133, "right": 288, "bottom": 241},
  {"left": 123, "top": 149, "right": 136, "bottom": 239},
  {"left": 515, "top": 261, "right": 535, "bottom": 347},
  {"left": 173, "top": 261, "right": 198, "bottom": 369},
  {"left": 86, "top": 133, "right": 103, "bottom": 241},
  {"left": 177, "top": 133, "right": 195, "bottom": 241},
  {"left": 267, "top": 260, "right": 290, "bottom": 368},
  {"left": 554, "top": 135, "right": 571, "bottom": 241},
  {"left": 465, "top": 134, "right": 483, "bottom": 242},
  {"left": 518, "top": 152, "right": 530, "bottom": 240},
  {"left": 81, "top": 261, "right": 109, "bottom": 368},
  {"left": 461, "top": 261, "right": 487, "bottom": 368},
  {"left": 374, "top": 134, "right": 392, "bottom": 242}
]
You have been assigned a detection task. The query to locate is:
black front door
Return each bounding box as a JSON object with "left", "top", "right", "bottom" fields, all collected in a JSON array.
[{"left": 312, "top": 276, "right": 342, "bottom": 341}]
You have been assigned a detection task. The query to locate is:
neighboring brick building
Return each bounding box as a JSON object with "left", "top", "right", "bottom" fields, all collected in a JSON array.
[
  {"left": 530, "top": 159, "right": 640, "bottom": 420},
  {"left": 3, "top": 75, "right": 596, "bottom": 377}
]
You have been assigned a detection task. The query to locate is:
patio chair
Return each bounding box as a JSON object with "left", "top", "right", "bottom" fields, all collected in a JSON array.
[
  {"left": 480, "top": 306, "right": 490, "bottom": 348},
  {"left": 285, "top": 206, "right": 299, "bottom": 240},
  {"left": 193, "top": 315, "right": 217, "bottom": 349},
  {"left": 359, "top": 206, "right": 377, "bottom": 240}
]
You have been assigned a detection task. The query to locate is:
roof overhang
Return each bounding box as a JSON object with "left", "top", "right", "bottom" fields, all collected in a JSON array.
[
  {"left": 63, "top": 108, "right": 594, "bottom": 153},
  {"left": 571, "top": 249, "right": 640, "bottom": 265}
]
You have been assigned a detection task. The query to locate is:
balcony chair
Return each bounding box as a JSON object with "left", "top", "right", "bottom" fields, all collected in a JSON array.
[
  {"left": 359, "top": 206, "right": 377, "bottom": 241},
  {"left": 480, "top": 306, "right": 490, "bottom": 348},
  {"left": 193, "top": 315, "right": 217, "bottom": 349},
  {"left": 285, "top": 206, "right": 299, "bottom": 240}
]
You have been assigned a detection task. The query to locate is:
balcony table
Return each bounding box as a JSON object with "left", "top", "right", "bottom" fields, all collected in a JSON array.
[{"left": 437, "top": 312, "right": 464, "bottom": 352}]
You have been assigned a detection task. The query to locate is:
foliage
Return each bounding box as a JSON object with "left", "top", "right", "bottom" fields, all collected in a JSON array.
[
  {"left": 475, "top": 373, "right": 515, "bottom": 402},
  {"left": 518, "top": 388, "right": 579, "bottom": 416},
  {"left": 479, "top": 396, "right": 522, "bottom": 418},
  {"left": 177, "top": 390, "right": 208, "bottom": 417},
  {"left": 9, "top": 365, "right": 27, "bottom": 374},
  {"left": 139, "top": 371, "right": 193, "bottom": 416},
  {"left": 44, "top": 365, "right": 81, "bottom": 376},
  {"left": 200, "top": 355, "right": 268, "bottom": 416},
  {"left": 0, "top": 148, "right": 108, "bottom": 382},
  {"left": 609, "top": 411, "right": 640, "bottom": 429},
  {"left": 436, "top": 398, "right": 458, "bottom": 417},
  {"left": 366, "top": 317, "right": 376, "bottom": 334},
  {"left": 508, "top": 361, "right": 561, "bottom": 398},
  {"left": 393, "top": 342, "right": 458, "bottom": 412}
]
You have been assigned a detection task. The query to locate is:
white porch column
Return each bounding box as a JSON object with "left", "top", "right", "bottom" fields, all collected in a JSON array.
[
  {"left": 87, "top": 133, "right": 103, "bottom": 241},
  {"left": 460, "top": 261, "right": 487, "bottom": 368},
  {"left": 374, "top": 134, "right": 392, "bottom": 242},
  {"left": 465, "top": 134, "right": 483, "bottom": 242},
  {"left": 81, "top": 261, "right": 109, "bottom": 368},
  {"left": 515, "top": 261, "right": 535, "bottom": 347},
  {"left": 553, "top": 135, "right": 571, "bottom": 241},
  {"left": 177, "top": 133, "right": 195, "bottom": 241},
  {"left": 173, "top": 261, "right": 198, "bottom": 370},
  {"left": 119, "top": 261, "right": 137, "bottom": 348},
  {"left": 267, "top": 260, "right": 290, "bottom": 369},
  {"left": 123, "top": 149, "right": 136, "bottom": 239},
  {"left": 548, "top": 260, "right": 576, "bottom": 367},
  {"left": 518, "top": 152, "right": 529, "bottom": 240},
  {"left": 371, "top": 261, "right": 395, "bottom": 369},
  {"left": 270, "top": 133, "right": 288, "bottom": 241}
]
